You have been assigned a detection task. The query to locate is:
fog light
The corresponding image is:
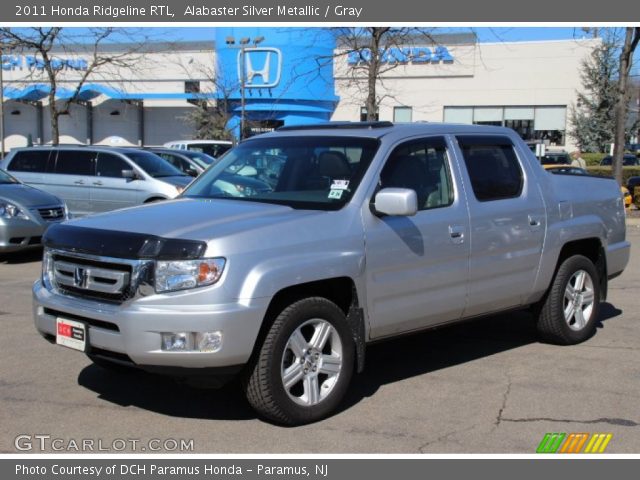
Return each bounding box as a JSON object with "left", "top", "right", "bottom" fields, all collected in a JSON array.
[
  {"left": 162, "top": 332, "right": 192, "bottom": 351},
  {"left": 196, "top": 331, "right": 223, "bottom": 353}
]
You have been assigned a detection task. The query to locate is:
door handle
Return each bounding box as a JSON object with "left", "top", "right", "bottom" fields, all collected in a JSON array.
[
  {"left": 449, "top": 225, "right": 465, "bottom": 244},
  {"left": 73, "top": 180, "right": 85, "bottom": 185},
  {"left": 93, "top": 181, "right": 103, "bottom": 186},
  {"left": 528, "top": 215, "right": 542, "bottom": 227}
]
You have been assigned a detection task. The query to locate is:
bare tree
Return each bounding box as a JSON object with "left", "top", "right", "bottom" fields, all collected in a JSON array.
[
  {"left": 333, "top": 27, "right": 457, "bottom": 121},
  {"left": 612, "top": 27, "right": 640, "bottom": 184},
  {"left": 0, "top": 27, "right": 148, "bottom": 145},
  {"left": 177, "top": 60, "right": 237, "bottom": 142}
]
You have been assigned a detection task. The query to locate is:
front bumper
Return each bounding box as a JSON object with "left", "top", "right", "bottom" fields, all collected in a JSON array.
[
  {"left": 33, "top": 280, "right": 269, "bottom": 371},
  {"left": 0, "top": 218, "right": 48, "bottom": 252}
]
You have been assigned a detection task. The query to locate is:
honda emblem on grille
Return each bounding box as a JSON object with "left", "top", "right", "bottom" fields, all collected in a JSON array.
[{"left": 73, "top": 267, "right": 89, "bottom": 289}]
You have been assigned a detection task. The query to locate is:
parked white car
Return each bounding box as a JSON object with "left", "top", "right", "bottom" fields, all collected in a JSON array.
[{"left": 164, "top": 140, "right": 233, "bottom": 159}]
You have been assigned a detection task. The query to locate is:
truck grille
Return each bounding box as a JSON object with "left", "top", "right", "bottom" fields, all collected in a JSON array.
[
  {"left": 38, "top": 206, "right": 65, "bottom": 222},
  {"left": 45, "top": 250, "right": 153, "bottom": 304}
]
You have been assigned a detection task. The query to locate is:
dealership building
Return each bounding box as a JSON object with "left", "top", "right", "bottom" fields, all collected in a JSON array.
[{"left": 0, "top": 28, "right": 598, "bottom": 153}]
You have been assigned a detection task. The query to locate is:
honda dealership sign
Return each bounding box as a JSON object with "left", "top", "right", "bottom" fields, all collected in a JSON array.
[
  {"left": 347, "top": 46, "right": 455, "bottom": 65},
  {"left": 238, "top": 47, "right": 283, "bottom": 88}
]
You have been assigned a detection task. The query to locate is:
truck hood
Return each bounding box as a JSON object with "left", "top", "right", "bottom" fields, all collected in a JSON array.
[
  {"left": 0, "top": 183, "right": 62, "bottom": 207},
  {"left": 63, "top": 198, "right": 322, "bottom": 241}
]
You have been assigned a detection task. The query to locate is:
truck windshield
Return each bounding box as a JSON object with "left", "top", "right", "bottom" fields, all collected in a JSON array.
[{"left": 183, "top": 136, "right": 379, "bottom": 210}]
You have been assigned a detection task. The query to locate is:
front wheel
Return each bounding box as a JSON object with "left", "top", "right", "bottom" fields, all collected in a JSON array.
[
  {"left": 536, "top": 255, "right": 601, "bottom": 345},
  {"left": 244, "top": 297, "right": 355, "bottom": 425}
]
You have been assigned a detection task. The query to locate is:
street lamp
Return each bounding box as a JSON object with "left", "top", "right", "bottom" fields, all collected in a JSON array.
[
  {"left": 0, "top": 45, "right": 5, "bottom": 159},
  {"left": 225, "top": 35, "right": 265, "bottom": 140}
]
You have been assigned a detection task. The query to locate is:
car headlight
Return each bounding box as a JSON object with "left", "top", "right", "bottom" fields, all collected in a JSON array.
[
  {"left": 0, "top": 201, "right": 28, "bottom": 220},
  {"left": 155, "top": 258, "right": 226, "bottom": 293}
]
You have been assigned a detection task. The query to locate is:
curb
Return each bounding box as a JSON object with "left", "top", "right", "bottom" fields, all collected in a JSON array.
[{"left": 626, "top": 217, "right": 640, "bottom": 227}]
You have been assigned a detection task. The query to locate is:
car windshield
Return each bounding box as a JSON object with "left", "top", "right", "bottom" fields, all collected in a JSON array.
[
  {"left": 124, "top": 151, "right": 185, "bottom": 178},
  {"left": 181, "top": 151, "right": 216, "bottom": 168},
  {"left": 183, "top": 136, "right": 379, "bottom": 210},
  {"left": 548, "top": 166, "right": 587, "bottom": 175},
  {"left": 187, "top": 143, "right": 232, "bottom": 158},
  {"left": 0, "top": 169, "right": 19, "bottom": 184}
]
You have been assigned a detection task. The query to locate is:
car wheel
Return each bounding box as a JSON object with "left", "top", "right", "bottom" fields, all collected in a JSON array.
[
  {"left": 244, "top": 297, "right": 355, "bottom": 426},
  {"left": 536, "top": 255, "right": 600, "bottom": 345}
]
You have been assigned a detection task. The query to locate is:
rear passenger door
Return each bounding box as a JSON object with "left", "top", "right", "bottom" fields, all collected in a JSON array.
[
  {"left": 363, "top": 136, "right": 471, "bottom": 338},
  {"left": 92, "top": 152, "right": 142, "bottom": 212},
  {"left": 51, "top": 150, "right": 96, "bottom": 216},
  {"left": 455, "top": 135, "right": 546, "bottom": 316}
]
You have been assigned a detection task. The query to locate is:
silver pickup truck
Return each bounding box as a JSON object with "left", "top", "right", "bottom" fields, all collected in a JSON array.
[{"left": 33, "top": 122, "right": 630, "bottom": 425}]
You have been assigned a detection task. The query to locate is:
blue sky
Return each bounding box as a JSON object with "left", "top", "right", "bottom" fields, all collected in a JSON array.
[{"left": 152, "top": 26, "right": 585, "bottom": 43}]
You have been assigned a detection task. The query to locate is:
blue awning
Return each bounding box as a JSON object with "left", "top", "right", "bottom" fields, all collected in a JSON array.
[{"left": 2, "top": 83, "right": 216, "bottom": 102}]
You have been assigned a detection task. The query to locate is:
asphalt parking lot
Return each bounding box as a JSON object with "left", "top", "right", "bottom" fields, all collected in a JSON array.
[{"left": 1, "top": 226, "right": 639, "bottom": 454}]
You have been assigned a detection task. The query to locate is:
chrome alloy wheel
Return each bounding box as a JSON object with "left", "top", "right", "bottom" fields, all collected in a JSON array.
[
  {"left": 564, "top": 269, "right": 596, "bottom": 331},
  {"left": 281, "top": 319, "right": 343, "bottom": 406}
]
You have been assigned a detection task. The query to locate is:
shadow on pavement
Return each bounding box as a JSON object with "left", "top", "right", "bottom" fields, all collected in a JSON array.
[
  {"left": 0, "top": 248, "right": 43, "bottom": 265},
  {"left": 78, "top": 304, "right": 623, "bottom": 424}
]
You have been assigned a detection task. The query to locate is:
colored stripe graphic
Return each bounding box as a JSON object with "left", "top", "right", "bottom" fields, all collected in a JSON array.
[
  {"left": 560, "top": 433, "right": 589, "bottom": 453},
  {"left": 537, "top": 433, "right": 566, "bottom": 453},
  {"left": 537, "top": 433, "right": 613, "bottom": 453},
  {"left": 584, "top": 433, "right": 613, "bottom": 453}
]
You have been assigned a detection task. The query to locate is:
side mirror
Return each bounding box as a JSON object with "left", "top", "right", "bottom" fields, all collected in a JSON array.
[
  {"left": 186, "top": 167, "right": 198, "bottom": 177},
  {"left": 122, "top": 169, "right": 140, "bottom": 181},
  {"left": 372, "top": 188, "right": 418, "bottom": 216}
]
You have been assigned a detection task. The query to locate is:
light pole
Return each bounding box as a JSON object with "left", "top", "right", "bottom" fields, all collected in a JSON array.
[
  {"left": 0, "top": 46, "right": 5, "bottom": 159},
  {"left": 225, "top": 35, "right": 265, "bottom": 140}
]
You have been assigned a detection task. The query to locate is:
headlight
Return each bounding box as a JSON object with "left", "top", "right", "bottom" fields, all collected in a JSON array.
[
  {"left": 0, "top": 201, "right": 28, "bottom": 220},
  {"left": 155, "top": 258, "right": 226, "bottom": 293}
]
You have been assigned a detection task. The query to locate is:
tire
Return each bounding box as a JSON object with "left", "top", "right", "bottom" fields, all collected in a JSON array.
[
  {"left": 536, "top": 255, "right": 601, "bottom": 345},
  {"left": 244, "top": 297, "right": 355, "bottom": 426}
]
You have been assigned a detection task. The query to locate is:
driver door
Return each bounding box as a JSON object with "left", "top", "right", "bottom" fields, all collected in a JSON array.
[{"left": 362, "top": 136, "right": 471, "bottom": 339}]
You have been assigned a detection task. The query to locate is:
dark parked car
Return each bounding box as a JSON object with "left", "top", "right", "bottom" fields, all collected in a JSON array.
[
  {"left": 627, "top": 176, "right": 640, "bottom": 196},
  {"left": 600, "top": 154, "right": 639, "bottom": 166},
  {"left": 145, "top": 147, "right": 217, "bottom": 177},
  {"left": 540, "top": 152, "right": 571, "bottom": 165}
]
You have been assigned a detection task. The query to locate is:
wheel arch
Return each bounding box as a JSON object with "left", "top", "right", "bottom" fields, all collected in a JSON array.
[{"left": 248, "top": 277, "right": 366, "bottom": 374}]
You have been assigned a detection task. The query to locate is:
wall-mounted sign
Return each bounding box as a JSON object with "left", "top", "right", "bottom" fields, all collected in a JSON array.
[
  {"left": 347, "top": 46, "right": 454, "bottom": 65},
  {"left": 237, "top": 47, "right": 282, "bottom": 89},
  {"left": 1, "top": 55, "right": 88, "bottom": 71}
]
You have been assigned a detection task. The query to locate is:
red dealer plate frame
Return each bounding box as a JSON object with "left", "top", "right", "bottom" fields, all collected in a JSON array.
[{"left": 56, "top": 317, "right": 88, "bottom": 352}]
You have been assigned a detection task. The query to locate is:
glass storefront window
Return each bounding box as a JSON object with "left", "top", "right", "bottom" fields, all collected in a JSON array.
[
  {"left": 443, "top": 106, "right": 567, "bottom": 146},
  {"left": 393, "top": 106, "right": 413, "bottom": 123}
]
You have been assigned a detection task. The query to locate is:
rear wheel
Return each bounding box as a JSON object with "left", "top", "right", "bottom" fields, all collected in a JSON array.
[
  {"left": 536, "top": 255, "right": 600, "bottom": 345},
  {"left": 244, "top": 297, "right": 355, "bottom": 425}
]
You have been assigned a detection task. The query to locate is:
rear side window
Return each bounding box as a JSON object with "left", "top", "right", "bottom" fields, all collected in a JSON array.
[
  {"left": 8, "top": 150, "right": 51, "bottom": 173},
  {"left": 96, "top": 153, "right": 131, "bottom": 178},
  {"left": 457, "top": 136, "right": 524, "bottom": 202},
  {"left": 54, "top": 150, "right": 96, "bottom": 176}
]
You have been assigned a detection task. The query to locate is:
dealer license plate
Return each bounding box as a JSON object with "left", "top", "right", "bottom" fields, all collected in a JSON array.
[{"left": 56, "top": 317, "right": 87, "bottom": 352}]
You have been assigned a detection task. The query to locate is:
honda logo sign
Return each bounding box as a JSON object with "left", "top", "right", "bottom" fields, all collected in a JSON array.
[{"left": 238, "top": 47, "right": 282, "bottom": 89}]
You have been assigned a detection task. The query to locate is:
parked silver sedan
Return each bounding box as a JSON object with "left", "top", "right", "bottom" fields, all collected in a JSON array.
[{"left": 0, "top": 169, "right": 68, "bottom": 253}]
